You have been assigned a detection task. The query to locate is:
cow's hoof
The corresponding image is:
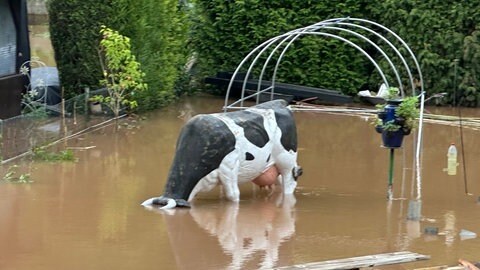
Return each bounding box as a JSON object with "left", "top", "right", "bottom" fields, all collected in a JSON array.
[
  {"left": 175, "top": 199, "right": 191, "bottom": 208},
  {"left": 293, "top": 166, "right": 303, "bottom": 179},
  {"left": 141, "top": 197, "right": 157, "bottom": 206},
  {"left": 141, "top": 197, "right": 176, "bottom": 208}
]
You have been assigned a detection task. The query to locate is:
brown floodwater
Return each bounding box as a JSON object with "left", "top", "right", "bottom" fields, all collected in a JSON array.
[{"left": 1, "top": 95, "right": 480, "bottom": 270}]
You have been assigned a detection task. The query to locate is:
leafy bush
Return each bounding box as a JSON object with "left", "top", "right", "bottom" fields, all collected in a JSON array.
[
  {"left": 94, "top": 26, "right": 147, "bottom": 117},
  {"left": 48, "top": 0, "right": 189, "bottom": 110}
]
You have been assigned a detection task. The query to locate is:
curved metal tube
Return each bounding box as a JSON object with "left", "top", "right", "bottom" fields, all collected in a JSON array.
[
  {"left": 255, "top": 25, "right": 322, "bottom": 104},
  {"left": 231, "top": 17, "right": 420, "bottom": 108},
  {"left": 336, "top": 22, "right": 415, "bottom": 95},
  {"left": 320, "top": 17, "right": 424, "bottom": 95},
  {"left": 223, "top": 32, "right": 292, "bottom": 111},
  {"left": 268, "top": 32, "right": 390, "bottom": 101},
  {"left": 231, "top": 21, "right": 344, "bottom": 108},
  {"left": 321, "top": 26, "right": 403, "bottom": 96},
  {"left": 239, "top": 31, "right": 299, "bottom": 107}
]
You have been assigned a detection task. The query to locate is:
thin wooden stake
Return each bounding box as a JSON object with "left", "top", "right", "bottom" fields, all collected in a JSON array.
[{"left": 388, "top": 148, "right": 395, "bottom": 200}]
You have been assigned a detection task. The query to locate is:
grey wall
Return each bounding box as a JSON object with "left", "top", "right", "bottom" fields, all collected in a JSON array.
[{"left": 27, "top": 0, "right": 47, "bottom": 15}]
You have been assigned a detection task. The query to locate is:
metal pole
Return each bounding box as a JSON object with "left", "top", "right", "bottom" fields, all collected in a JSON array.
[{"left": 388, "top": 148, "right": 395, "bottom": 200}]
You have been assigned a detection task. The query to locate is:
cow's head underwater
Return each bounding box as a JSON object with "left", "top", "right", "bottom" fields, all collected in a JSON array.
[{"left": 141, "top": 99, "right": 302, "bottom": 209}]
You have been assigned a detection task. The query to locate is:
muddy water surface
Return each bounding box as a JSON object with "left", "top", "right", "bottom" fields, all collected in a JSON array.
[{"left": 1, "top": 95, "right": 480, "bottom": 270}]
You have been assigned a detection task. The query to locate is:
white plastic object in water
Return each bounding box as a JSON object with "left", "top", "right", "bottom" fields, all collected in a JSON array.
[
  {"left": 376, "top": 83, "right": 388, "bottom": 98},
  {"left": 447, "top": 143, "right": 457, "bottom": 176},
  {"left": 459, "top": 229, "right": 477, "bottom": 240}
]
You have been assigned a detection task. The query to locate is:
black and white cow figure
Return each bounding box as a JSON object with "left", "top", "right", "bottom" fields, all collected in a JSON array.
[{"left": 142, "top": 99, "right": 302, "bottom": 209}]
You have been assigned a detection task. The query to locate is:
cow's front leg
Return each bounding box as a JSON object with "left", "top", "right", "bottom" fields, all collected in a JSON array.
[
  {"left": 275, "top": 150, "right": 298, "bottom": 194},
  {"left": 218, "top": 152, "right": 241, "bottom": 202}
]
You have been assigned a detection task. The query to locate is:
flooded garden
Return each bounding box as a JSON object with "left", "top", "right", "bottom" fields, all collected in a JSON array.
[
  {"left": 1, "top": 95, "right": 480, "bottom": 269},
  {"left": 1, "top": 3, "right": 479, "bottom": 269}
]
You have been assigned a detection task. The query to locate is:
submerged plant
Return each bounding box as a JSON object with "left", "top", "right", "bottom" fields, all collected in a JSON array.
[
  {"left": 32, "top": 148, "right": 76, "bottom": 162},
  {"left": 3, "top": 165, "right": 33, "bottom": 183}
]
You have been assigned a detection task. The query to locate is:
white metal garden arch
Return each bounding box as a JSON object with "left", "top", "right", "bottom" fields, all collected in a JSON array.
[{"left": 222, "top": 17, "right": 426, "bottom": 203}]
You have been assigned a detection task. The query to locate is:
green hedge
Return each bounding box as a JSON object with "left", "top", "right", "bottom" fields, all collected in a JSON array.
[
  {"left": 108, "top": 0, "right": 190, "bottom": 111},
  {"left": 48, "top": 0, "right": 112, "bottom": 99},
  {"left": 49, "top": 0, "right": 479, "bottom": 106},
  {"left": 369, "top": 1, "right": 479, "bottom": 105},
  {"left": 191, "top": 0, "right": 373, "bottom": 96},
  {"left": 48, "top": 0, "right": 189, "bottom": 109},
  {"left": 192, "top": 0, "right": 479, "bottom": 105}
]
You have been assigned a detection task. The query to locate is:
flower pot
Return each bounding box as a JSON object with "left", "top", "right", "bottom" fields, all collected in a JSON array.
[
  {"left": 377, "top": 111, "right": 387, "bottom": 121},
  {"left": 382, "top": 129, "right": 404, "bottom": 148},
  {"left": 89, "top": 101, "right": 102, "bottom": 114}
]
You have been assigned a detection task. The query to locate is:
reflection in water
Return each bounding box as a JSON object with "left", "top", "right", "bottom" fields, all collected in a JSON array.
[
  {"left": 146, "top": 192, "right": 296, "bottom": 270},
  {"left": 444, "top": 210, "right": 456, "bottom": 246}
]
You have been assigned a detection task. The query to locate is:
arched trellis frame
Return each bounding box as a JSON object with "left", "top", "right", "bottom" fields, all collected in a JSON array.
[{"left": 223, "top": 17, "right": 426, "bottom": 202}]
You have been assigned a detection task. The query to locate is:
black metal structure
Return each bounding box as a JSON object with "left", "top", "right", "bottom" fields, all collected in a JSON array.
[
  {"left": 0, "top": 0, "right": 30, "bottom": 119},
  {"left": 205, "top": 73, "right": 353, "bottom": 105}
]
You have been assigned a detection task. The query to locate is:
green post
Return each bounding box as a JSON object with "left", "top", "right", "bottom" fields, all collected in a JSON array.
[{"left": 387, "top": 148, "right": 395, "bottom": 200}]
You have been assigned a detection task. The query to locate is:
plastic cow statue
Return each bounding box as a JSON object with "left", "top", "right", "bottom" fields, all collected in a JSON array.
[{"left": 142, "top": 100, "right": 302, "bottom": 208}]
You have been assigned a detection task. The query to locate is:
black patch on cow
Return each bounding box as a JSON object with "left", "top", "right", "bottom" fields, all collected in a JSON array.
[
  {"left": 293, "top": 166, "right": 303, "bottom": 181},
  {"left": 274, "top": 109, "right": 297, "bottom": 152},
  {"left": 231, "top": 111, "right": 269, "bottom": 148},
  {"left": 245, "top": 152, "right": 255, "bottom": 161},
  {"left": 163, "top": 114, "right": 236, "bottom": 201},
  {"left": 151, "top": 196, "right": 191, "bottom": 208},
  {"left": 266, "top": 154, "right": 271, "bottom": 163},
  {"left": 255, "top": 100, "right": 297, "bottom": 152}
]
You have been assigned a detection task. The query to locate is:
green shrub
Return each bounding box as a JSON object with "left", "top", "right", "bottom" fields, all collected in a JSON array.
[
  {"left": 94, "top": 26, "right": 147, "bottom": 117},
  {"left": 48, "top": 0, "right": 189, "bottom": 110}
]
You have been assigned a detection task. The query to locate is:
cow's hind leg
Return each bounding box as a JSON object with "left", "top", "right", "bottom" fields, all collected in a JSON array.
[
  {"left": 218, "top": 152, "right": 241, "bottom": 202},
  {"left": 188, "top": 170, "right": 220, "bottom": 202}
]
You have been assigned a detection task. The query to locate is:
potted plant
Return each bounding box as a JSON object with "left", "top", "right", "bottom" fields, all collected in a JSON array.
[
  {"left": 374, "top": 87, "right": 419, "bottom": 148},
  {"left": 89, "top": 97, "right": 103, "bottom": 114}
]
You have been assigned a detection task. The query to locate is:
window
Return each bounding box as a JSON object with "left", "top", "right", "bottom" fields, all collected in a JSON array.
[{"left": 0, "top": 0, "right": 17, "bottom": 77}]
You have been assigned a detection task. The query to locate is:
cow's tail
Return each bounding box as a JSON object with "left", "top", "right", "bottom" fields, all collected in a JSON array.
[{"left": 141, "top": 197, "right": 177, "bottom": 209}]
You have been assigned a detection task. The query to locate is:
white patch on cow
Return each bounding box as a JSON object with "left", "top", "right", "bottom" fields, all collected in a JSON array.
[
  {"left": 141, "top": 198, "right": 155, "bottom": 206},
  {"left": 141, "top": 197, "right": 177, "bottom": 209},
  {"left": 188, "top": 168, "right": 220, "bottom": 201},
  {"left": 187, "top": 107, "right": 299, "bottom": 202}
]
